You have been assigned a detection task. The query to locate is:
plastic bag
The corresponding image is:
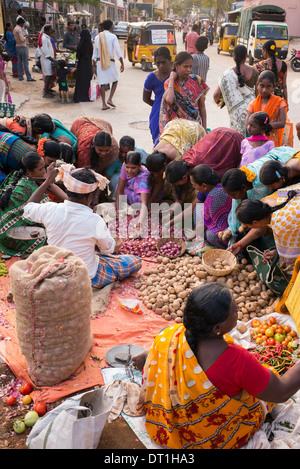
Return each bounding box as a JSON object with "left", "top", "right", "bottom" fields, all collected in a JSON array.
[
  {"left": 89, "top": 74, "right": 100, "bottom": 101},
  {"left": 26, "top": 388, "right": 115, "bottom": 449}
]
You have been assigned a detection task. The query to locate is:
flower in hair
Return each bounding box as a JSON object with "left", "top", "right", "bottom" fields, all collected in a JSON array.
[
  {"left": 240, "top": 166, "right": 256, "bottom": 183},
  {"left": 270, "top": 44, "right": 276, "bottom": 50},
  {"left": 37, "top": 137, "right": 48, "bottom": 157}
]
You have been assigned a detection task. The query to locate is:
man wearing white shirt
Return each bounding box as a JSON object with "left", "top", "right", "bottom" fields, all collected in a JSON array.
[
  {"left": 23, "top": 164, "right": 142, "bottom": 288},
  {"left": 39, "top": 24, "right": 55, "bottom": 98},
  {"left": 92, "top": 19, "right": 124, "bottom": 110}
]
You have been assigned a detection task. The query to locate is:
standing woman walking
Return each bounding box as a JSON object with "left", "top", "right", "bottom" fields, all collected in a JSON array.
[
  {"left": 159, "top": 51, "right": 209, "bottom": 133},
  {"left": 143, "top": 47, "right": 173, "bottom": 145},
  {"left": 4, "top": 23, "right": 18, "bottom": 78},
  {"left": 74, "top": 29, "right": 93, "bottom": 103}
]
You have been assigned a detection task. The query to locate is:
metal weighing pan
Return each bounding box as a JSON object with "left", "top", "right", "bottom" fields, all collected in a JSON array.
[
  {"left": 6, "top": 226, "right": 46, "bottom": 240},
  {"left": 105, "top": 344, "right": 147, "bottom": 368}
]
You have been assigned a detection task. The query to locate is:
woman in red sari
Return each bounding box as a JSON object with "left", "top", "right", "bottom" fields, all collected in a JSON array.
[{"left": 159, "top": 51, "right": 209, "bottom": 134}]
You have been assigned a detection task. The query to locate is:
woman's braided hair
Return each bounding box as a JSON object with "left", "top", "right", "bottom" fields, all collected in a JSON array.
[
  {"left": 183, "top": 283, "right": 233, "bottom": 354},
  {"left": 233, "top": 45, "right": 247, "bottom": 87}
]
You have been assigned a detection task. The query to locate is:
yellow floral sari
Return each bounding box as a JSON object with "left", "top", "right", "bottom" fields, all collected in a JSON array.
[{"left": 139, "top": 324, "right": 274, "bottom": 449}]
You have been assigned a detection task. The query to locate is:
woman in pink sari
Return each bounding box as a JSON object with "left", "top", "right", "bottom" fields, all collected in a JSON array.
[{"left": 159, "top": 51, "right": 209, "bottom": 134}]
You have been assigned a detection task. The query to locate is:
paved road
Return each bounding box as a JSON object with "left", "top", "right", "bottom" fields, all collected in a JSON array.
[{"left": 14, "top": 31, "right": 300, "bottom": 153}]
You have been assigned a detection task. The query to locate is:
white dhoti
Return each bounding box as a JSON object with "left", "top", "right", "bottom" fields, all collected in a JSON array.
[
  {"left": 93, "top": 30, "right": 122, "bottom": 86},
  {"left": 96, "top": 60, "right": 119, "bottom": 85}
]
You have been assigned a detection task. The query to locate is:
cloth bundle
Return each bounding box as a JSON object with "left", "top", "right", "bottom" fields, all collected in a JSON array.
[{"left": 9, "top": 246, "right": 94, "bottom": 386}]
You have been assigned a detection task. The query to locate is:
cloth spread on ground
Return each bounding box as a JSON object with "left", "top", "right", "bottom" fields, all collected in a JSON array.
[{"left": 0, "top": 257, "right": 167, "bottom": 404}]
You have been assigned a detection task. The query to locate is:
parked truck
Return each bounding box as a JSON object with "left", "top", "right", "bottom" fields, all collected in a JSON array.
[{"left": 236, "top": 4, "right": 289, "bottom": 65}]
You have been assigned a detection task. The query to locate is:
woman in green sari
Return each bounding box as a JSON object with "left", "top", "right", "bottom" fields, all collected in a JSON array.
[{"left": 0, "top": 152, "right": 66, "bottom": 257}]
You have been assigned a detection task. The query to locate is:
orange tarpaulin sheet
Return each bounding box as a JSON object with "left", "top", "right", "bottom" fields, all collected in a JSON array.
[{"left": 0, "top": 258, "right": 169, "bottom": 404}]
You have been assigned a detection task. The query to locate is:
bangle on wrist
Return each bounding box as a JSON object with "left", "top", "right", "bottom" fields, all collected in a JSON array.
[{"left": 236, "top": 241, "right": 243, "bottom": 250}]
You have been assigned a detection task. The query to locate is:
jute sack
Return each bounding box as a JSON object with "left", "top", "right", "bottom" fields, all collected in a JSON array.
[{"left": 9, "top": 246, "right": 94, "bottom": 386}]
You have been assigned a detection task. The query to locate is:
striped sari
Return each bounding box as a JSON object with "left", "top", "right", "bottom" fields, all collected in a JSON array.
[
  {"left": 0, "top": 173, "right": 49, "bottom": 257},
  {"left": 140, "top": 324, "right": 273, "bottom": 449},
  {"left": 159, "top": 75, "right": 209, "bottom": 134}
]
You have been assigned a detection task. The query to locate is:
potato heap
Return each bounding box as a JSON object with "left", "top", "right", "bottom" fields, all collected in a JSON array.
[{"left": 135, "top": 254, "right": 278, "bottom": 323}]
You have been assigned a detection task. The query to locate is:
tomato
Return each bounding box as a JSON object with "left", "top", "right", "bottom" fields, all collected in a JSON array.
[
  {"left": 20, "top": 382, "right": 33, "bottom": 395},
  {"left": 255, "top": 337, "right": 264, "bottom": 344},
  {"left": 6, "top": 395, "right": 17, "bottom": 406},
  {"left": 22, "top": 394, "right": 32, "bottom": 405},
  {"left": 265, "top": 328, "right": 274, "bottom": 337},
  {"left": 268, "top": 316, "right": 277, "bottom": 325},
  {"left": 253, "top": 327, "right": 261, "bottom": 335},
  {"left": 251, "top": 319, "right": 261, "bottom": 328},
  {"left": 284, "top": 325, "right": 291, "bottom": 333},
  {"left": 34, "top": 402, "right": 47, "bottom": 416},
  {"left": 290, "top": 330, "right": 297, "bottom": 337},
  {"left": 274, "top": 333, "right": 285, "bottom": 343},
  {"left": 267, "top": 338, "right": 276, "bottom": 346}
]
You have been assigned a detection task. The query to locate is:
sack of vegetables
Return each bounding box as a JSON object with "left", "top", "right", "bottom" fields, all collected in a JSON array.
[{"left": 9, "top": 246, "right": 94, "bottom": 386}]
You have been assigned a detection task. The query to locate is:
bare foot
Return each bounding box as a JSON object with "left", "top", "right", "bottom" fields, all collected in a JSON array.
[
  {"left": 107, "top": 101, "right": 116, "bottom": 107},
  {"left": 102, "top": 105, "right": 110, "bottom": 110}
]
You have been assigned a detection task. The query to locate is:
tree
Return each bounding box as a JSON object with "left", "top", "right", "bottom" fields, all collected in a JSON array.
[{"left": 201, "top": 0, "right": 233, "bottom": 22}]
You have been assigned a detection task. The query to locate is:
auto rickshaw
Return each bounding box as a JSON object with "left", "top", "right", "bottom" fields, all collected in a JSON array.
[
  {"left": 126, "top": 21, "right": 177, "bottom": 71},
  {"left": 217, "top": 22, "right": 239, "bottom": 56}
]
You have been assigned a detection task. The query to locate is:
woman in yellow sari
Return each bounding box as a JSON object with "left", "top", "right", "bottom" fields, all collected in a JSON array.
[{"left": 139, "top": 283, "right": 300, "bottom": 449}]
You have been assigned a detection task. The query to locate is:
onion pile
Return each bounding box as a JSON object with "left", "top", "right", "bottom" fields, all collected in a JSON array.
[
  {"left": 108, "top": 215, "right": 177, "bottom": 259},
  {"left": 119, "top": 237, "right": 159, "bottom": 258},
  {"left": 159, "top": 241, "right": 182, "bottom": 257}
]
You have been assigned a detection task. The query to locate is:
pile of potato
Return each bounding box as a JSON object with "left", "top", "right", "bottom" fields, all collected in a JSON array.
[{"left": 134, "top": 254, "right": 278, "bottom": 324}]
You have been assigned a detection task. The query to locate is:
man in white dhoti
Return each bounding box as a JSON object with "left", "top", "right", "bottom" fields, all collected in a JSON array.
[
  {"left": 39, "top": 25, "right": 55, "bottom": 99},
  {"left": 92, "top": 19, "right": 124, "bottom": 110}
]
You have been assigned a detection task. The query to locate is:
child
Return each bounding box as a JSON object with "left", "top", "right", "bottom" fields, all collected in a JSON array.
[
  {"left": 57, "top": 59, "right": 71, "bottom": 103},
  {"left": 240, "top": 111, "right": 275, "bottom": 167},
  {"left": 246, "top": 70, "right": 287, "bottom": 147},
  {"left": 192, "top": 36, "right": 210, "bottom": 82},
  {"left": 115, "top": 151, "right": 151, "bottom": 226}
]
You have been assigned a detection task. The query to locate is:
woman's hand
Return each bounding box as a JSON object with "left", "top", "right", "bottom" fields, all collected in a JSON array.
[
  {"left": 169, "top": 70, "right": 178, "bottom": 81},
  {"left": 263, "top": 249, "right": 277, "bottom": 263},
  {"left": 45, "top": 163, "right": 59, "bottom": 184},
  {"left": 218, "top": 229, "right": 232, "bottom": 244},
  {"left": 227, "top": 243, "right": 241, "bottom": 256}
]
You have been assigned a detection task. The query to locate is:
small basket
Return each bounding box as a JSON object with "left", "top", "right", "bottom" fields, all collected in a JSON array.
[
  {"left": 156, "top": 238, "right": 186, "bottom": 259},
  {"left": 202, "top": 249, "right": 237, "bottom": 277}
]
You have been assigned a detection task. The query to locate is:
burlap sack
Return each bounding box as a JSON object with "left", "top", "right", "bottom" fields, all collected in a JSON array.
[{"left": 9, "top": 246, "right": 94, "bottom": 386}]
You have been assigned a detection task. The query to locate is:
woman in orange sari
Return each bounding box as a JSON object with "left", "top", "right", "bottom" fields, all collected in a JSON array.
[
  {"left": 138, "top": 283, "right": 300, "bottom": 449},
  {"left": 246, "top": 70, "right": 288, "bottom": 147}
]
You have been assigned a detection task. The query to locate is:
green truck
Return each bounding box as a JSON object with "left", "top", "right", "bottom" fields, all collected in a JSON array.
[{"left": 236, "top": 4, "right": 289, "bottom": 64}]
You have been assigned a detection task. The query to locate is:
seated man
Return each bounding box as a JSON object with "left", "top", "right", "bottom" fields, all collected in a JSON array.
[{"left": 23, "top": 163, "right": 142, "bottom": 288}]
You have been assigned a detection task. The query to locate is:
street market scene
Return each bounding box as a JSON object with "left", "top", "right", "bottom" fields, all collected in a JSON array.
[{"left": 1, "top": 0, "right": 300, "bottom": 452}]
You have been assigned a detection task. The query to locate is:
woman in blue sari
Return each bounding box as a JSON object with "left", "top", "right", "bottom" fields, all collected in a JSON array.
[
  {"left": 4, "top": 23, "right": 18, "bottom": 78},
  {"left": 143, "top": 47, "right": 173, "bottom": 145}
]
